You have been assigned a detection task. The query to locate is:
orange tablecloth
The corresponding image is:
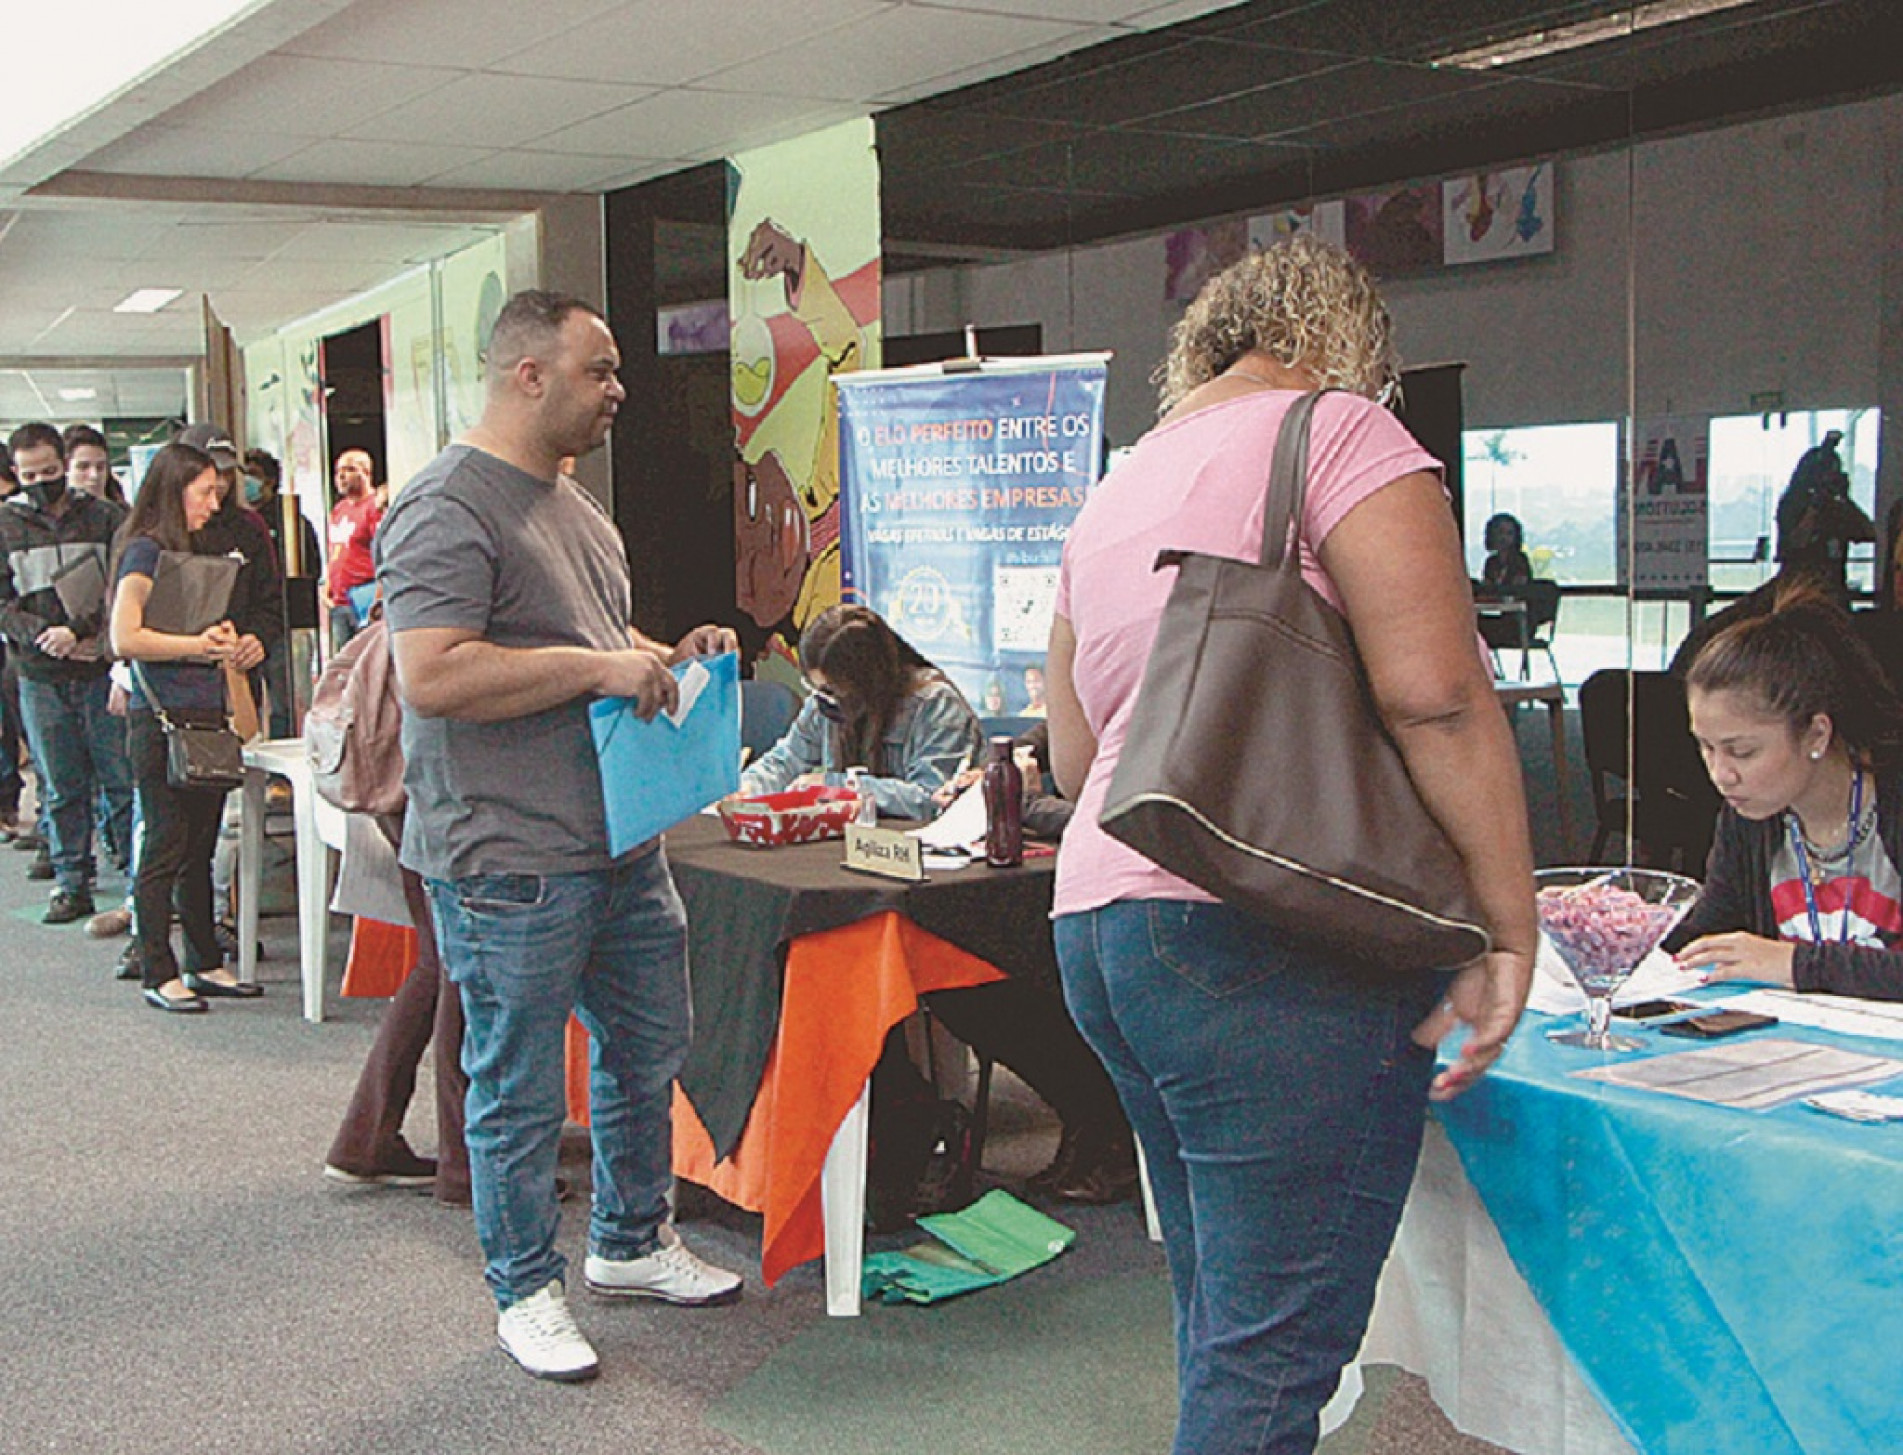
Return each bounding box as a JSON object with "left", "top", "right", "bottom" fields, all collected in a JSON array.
[{"left": 565, "top": 909, "right": 1003, "bottom": 1285}]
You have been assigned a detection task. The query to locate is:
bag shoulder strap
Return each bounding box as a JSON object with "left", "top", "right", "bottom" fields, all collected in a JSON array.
[
  {"left": 127, "top": 659, "right": 177, "bottom": 731},
  {"left": 1257, "top": 389, "right": 1333, "bottom": 570}
]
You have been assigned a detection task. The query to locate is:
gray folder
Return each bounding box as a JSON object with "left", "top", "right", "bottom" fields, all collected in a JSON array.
[
  {"left": 142, "top": 551, "right": 239, "bottom": 636},
  {"left": 50, "top": 552, "right": 108, "bottom": 633}
]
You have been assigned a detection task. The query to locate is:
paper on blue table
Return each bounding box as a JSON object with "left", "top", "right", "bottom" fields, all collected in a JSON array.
[{"left": 590, "top": 652, "right": 741, "bottom": 857}]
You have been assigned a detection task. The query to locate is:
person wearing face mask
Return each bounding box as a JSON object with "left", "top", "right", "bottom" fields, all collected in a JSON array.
[
  {"left": 0, "top": 422, "right": 134, "bottom": 924},
  {"left": 243, "top": 447, "right": 319, "bottom": 738},
  {"left": 0, "top": 447, "right": 26, "bottom": 842},
  {"left": 62, "top": 423, "right": 126, "bottom": 506}
]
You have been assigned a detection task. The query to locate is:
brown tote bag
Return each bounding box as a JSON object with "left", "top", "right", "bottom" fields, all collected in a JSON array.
[{"left": 1098, "top": 390, "right": 1490, "bottom": 974}]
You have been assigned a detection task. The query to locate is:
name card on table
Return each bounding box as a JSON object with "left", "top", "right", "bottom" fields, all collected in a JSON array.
[{"left": 843, "top": 823, "right": 925, "bottom": 882}]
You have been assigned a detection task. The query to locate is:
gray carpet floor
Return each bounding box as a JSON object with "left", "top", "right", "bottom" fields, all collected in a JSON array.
[{"left": 0, "top": 747, "right": 1557, "bottom": 1453}]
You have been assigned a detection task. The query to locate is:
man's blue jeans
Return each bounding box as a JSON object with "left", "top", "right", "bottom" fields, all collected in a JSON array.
[
  {"left": 428, "top": 847, "right": 691, "bottom": 1310},
  {"left": 17, "top": 674, "right": 133, "bottom": 894},
  {"left": 1055, "top": 900, "right": 1448, "bottom": 1455}
]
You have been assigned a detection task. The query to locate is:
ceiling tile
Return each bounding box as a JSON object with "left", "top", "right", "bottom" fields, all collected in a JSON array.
[
  {"left": 701, "top": 6, "right": 1090, "bottom": 102},
  {"left": 267, "top": 220, "right": 501, "bottom": 263},
  {"left": 0, "top": 213, "right": 149, "bottom": 262},
  {"left": 135, "top": 221, "right": 283, "bottom": 265},
  {"left": 422, "top": 150, "right": 650, "bottom": 192},
  {"left": 954, "top": 33, "right": 1340, "bottom": 127},
  {"left": 157, "top": 54, "right": 464, "bottom": 138},
  {"left": 281, "top": 0, "right": 630, "bottom": 69},
  {"left": 500, "top": 0, "right": 894, "bottom": 86},
  {"left": 909, "top": 0, "right": 1227, "bottom": 23},
  {"left": 530, "top": 88, "right": 853, "bottom": 159},
  {"left": 339, "top": 72, "right": 657, "bottom": 148},
  {"left": 247, "top": 138, "right": 499, "bottom": 187},
  {"left": 80, "top": 126, "right": 319, "bottom": 180}
]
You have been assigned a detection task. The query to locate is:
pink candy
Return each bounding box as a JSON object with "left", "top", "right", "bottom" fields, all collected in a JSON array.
[{"left": 1537, "top": 882, "right": 1680, "bottom": 991}]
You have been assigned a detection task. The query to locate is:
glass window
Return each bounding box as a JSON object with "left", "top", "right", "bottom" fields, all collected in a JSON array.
[
  {"left": 1707, "top": 408, "right": 1880, "bottom": 594},
  {"left": 1463, "top": 421, "right": 1622, "bottom": 585}
]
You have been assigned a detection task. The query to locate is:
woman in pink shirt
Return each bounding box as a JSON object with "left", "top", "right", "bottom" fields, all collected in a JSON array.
[{"left": 1046, "top": 237, "right": 1536, "bottom": 1455}]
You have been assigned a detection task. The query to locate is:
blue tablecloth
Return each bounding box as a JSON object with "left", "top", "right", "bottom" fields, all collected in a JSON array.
[{"left": 1437, "top": 1006, "right": 1903, "bottom": 1455}]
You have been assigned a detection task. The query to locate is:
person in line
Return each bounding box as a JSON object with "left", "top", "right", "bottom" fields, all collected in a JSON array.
[
  {"left": 377, "top": 289, "right": 742, "bottom": 1384},
  {"left": 176, "top": 424, "right": 280, "bottom": 962},
  {"left": 745, "top": 605, "right": 1136, "bottom": 1212},
  {"left": 61, "top": 424, "right": 140, "bottom": 896},
  {"left": 0, "top": 446, "right": 24, "bottom": 842},
  {"left": 0, "top": 422, "right": 134, "bottom": 923},
  {"left": 1045, "top": 236, "right": 1535, "bottom": 1455},
  {"left": 243, "top": 447, "right": 321, "bottom": 739},
  {"left": 63, "top": 424, "right": 127, "bottom": 506},
  {"left": 1668, "top": 594, "right": 1903, "bottom": 997},
  {"left": 109, "top": 441, "right": 265, "bottom": 1013},
  {"left": 327, "top": 447, "right": 382, "bottom": 652}
]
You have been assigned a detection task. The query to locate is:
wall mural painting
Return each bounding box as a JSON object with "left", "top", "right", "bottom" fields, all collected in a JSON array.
[{"left": 727, "top": 118, "right": 882, "bottom": 683}]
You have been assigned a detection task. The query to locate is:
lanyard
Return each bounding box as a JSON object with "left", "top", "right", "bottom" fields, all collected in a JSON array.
[{"left": 1788, "top": 769, "right": 1863, "bottom": 944}]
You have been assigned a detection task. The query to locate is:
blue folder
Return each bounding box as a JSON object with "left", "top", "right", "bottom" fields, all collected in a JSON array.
[{"left": 589, "top": 651, "right": 741, "bottom": 857}]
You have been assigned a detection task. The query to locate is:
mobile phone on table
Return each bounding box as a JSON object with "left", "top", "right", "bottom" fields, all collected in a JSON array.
[
  {"left": 1659, "top": 1009, "right": 1779, "bottom": 1039},
  {"left": 1611, "top": 998, "right": 1699, "bottom": 1023}
]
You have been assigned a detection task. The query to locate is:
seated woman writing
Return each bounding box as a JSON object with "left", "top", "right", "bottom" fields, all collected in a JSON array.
[
  {"left": 1667, "top": 593, "right": 1903, "bottom": 998},
  {"left": 743, "top": 604, "right": 1135, "bottom": 1212},
  {"left": 739, "top": 603, "right": 981, "bottom": 819}
]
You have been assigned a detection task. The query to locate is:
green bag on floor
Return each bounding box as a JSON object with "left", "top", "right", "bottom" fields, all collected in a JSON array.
[{"left": 861, "top": 1190, "right": 1076, "bottom": 1305}]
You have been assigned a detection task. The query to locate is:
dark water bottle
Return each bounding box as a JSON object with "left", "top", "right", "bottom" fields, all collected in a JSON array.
[{"left": 982, "top": 736, "right": 1023, "bottom": 868}]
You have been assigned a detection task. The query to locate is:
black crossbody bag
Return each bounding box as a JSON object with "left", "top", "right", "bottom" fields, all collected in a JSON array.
[{"left": 131, "top": 661, "right": 246, "bottom": 794}]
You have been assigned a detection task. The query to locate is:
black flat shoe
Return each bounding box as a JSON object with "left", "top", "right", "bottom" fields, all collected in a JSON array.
[
  {"left": 143, "top": 987, "right": 207, "bottom": 1014},
  {"left": 182, "top": 972, "right": 264, "bottom": 999}
]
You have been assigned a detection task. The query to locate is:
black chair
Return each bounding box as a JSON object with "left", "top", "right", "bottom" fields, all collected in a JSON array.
[
  {"left": 1578, "top": 670, "right": 1721, "bottom": 872},
  {"left": 739, "top": 678, "right": 802, "bottom": 762},
  {"left": 1476, "top": 580, "right": 1561, "bottom": 682},
  {"left": 1518, "top": 580, "right": 1562, "bottom": 682}
]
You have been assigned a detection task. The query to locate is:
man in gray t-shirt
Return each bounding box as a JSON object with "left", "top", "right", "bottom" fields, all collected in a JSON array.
[{"left": 376, "top": 290, "right": 742, "bottom": 1384}]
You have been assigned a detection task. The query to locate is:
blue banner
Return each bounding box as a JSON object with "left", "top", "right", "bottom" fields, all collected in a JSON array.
[{"left": 836, "top": 363, "right": 1106, "bottom": 719}]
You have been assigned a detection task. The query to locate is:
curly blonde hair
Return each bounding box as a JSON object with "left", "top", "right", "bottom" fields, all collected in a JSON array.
[{"left": 1155, "top": 233, "right": 1399, "bottom": 414}]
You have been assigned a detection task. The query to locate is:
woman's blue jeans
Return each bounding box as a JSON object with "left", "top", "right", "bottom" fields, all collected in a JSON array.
[
  {"left": 427, "top": 847, "right": 691, "bottom": 1309},
  {"left": 1055, "top": 900, "right": 1448, "bottom": 1455}
]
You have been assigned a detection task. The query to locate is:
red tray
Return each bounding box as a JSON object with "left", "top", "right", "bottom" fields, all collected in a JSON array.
[{"left": 717, "top": 785, "right": 865, "bottom": 847}]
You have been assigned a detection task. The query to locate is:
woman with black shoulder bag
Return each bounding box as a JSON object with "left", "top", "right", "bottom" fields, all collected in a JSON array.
[{"left": 110, "top": 441, "right": 263, "bottom": 1014}]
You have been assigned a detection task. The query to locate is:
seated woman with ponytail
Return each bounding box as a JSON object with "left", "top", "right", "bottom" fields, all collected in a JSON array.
[{"left": 1669, "top": 592, "right": 1903, "bottom": 998}]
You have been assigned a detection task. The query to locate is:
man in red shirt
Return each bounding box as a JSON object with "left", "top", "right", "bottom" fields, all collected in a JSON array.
[{"left": 327, "top": 448, "right": 382, "bottom": 650}]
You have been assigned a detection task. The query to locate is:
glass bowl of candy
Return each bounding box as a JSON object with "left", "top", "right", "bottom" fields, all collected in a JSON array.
[{"left": 1535, "top": 867, "right": 1701, "bottom": 1051}]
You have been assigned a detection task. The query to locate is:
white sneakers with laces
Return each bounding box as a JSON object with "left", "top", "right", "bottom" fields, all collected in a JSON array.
[
  {"left": 583, "top": 1223, "right": 744, "bottom": 1306},
  {"left": 496, "top": 1280, "right": 599, "bottom": 1383}
]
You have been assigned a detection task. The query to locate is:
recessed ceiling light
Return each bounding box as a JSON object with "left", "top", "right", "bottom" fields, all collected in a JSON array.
[
  {"left": 1433, "top": 0, "right": 1764, "bottom": 70},
  {"left": 58, "top": 387, "right": 97, "bottom": 401},
  {"left": 113, "top": 287, "right": 183, "bottom": 314}
]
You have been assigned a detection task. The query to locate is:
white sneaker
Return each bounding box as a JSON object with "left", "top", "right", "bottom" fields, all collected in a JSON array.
[
  {"left": 583, "top": 1223, "right": 743, "bottom": 1306},
  {"left": 496, "top": 1280, "right": 599, "bottom": 1382}
]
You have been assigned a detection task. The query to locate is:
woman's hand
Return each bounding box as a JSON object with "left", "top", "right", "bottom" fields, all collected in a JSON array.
[
  {"left": 1674, "top": 932, "right": 1796, "bottom": 989},
  {"left": 197, "top": 621, "right": 239, "bottom": 660},
  {"left": 932, "top": 767, "right": 982, "bottom": 808},
  {"left": 1414, "top": 946, "right": 1535, "bottom": 1101}
]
